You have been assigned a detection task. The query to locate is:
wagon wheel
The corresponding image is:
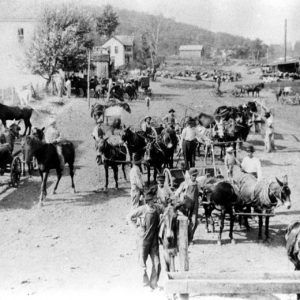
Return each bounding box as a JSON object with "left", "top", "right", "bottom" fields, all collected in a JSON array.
[
  {"left": 163, "top": 168, "right": 174, "bottom": 190},
  {"left": 10, "top": 156, "right": 22, "bottom": 187}
]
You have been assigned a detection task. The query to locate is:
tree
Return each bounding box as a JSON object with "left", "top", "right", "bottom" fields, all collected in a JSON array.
[
  {"left": 26, "top": 4, "right": 93, "bottom": 89},
  {"left": 96, "top": 5, "right": 119, "bottom": 38}
]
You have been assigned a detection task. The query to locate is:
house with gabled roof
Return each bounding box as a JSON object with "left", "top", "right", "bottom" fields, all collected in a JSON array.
[
  {"left": 179, "top": 45, "right": 204, "bottom": 59},
  {"left": 102, "top": 35, "right": 134, "bottom": 68}
]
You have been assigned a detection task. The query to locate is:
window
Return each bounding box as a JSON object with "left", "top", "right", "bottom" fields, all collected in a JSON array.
[
  {"left": 124, "top": 46, "right": 132, "bottom": 52},
  {"left": 18, "top": 28, "right": 24, "bottom": 43},
  {"left": 115, "top": 46, "right": 118, "bottom": 54}
]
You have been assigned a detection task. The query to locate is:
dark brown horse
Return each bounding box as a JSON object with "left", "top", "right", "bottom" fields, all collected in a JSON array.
[
  {"left": 95, "top": 137, "right": 128, "bottom": 190},
  {"left": 23, "top": 136, "right": 76, "bottom": 207},
  {"left": 0, "top": 103, "right": 33, "bottom": 135}
]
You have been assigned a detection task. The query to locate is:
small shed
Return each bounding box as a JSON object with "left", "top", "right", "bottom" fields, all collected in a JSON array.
[{"left": 179, "top": 45, "right": 204, "bottom": 58}]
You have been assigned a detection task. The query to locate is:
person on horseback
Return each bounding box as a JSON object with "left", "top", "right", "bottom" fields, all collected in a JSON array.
[
  {"left": 44, "top": 118, "right": 65, "bottom": 171},
  {"left": 224, "top": 146, "right": 240, "bottom": 179},
  {"left": 162, "top": 109, "right": 177, "bottom": 129},
  {"left": 141, "top": 116, "right": 154, "bottom": 140},
  {"left": 128, "top": 189, "right": 163, "bottom": 290},
  {"left": 241, "top": 145, "right": 262, "bottom": 180}
]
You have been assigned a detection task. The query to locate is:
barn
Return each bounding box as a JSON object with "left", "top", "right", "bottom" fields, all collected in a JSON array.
[{"left": 179, "top": 45, "right": 204, "bottom": 59}]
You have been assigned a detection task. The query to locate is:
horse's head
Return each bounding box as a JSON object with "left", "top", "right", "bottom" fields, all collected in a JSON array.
[
  {"left": 95, "top": 137, "right": 109, "bottom": 155},
  {"left": 144, "top": 140, "right": 154, "bottom": 162},
  {"left": 161, "top": 204, "right": 178, "bottom": 246},
  {"left": 9, "top": 122, "right": 21, "bottom": 138},
  {"left": 161, "top": 129, "right": 176, "bottom": 149},
  {"left": 23, "top": 135, "right": 43, "bottom": 164},
  {"left": 121, "top": 126, "right": 132, "bottom": 143},
  {"left": 274, "top": 175, "right": 291, "bottom": 209},
  {"left": 31, "top": 127, "right": 45, "bottom": 141}
]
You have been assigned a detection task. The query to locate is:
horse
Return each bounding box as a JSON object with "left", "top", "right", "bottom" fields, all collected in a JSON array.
[
  {"left": 201, "top": 178, "right": 237, "bottom": 245},
  {"left": 159, "top": 204, "right": 178, "bottom": 272},
  {"left": 0, "top": 122, "right": 21, "bottom": 152},
  {"left": 144, "top": 140, "right": 167, "bottom": 185},
  {"left": 286, "top": 221, "right": 300, "bottom": 300},
  {"left": 124, "top": 83, "right": 138, "bottom": 101},
  {"left": 234, "top": 172, "right": 291, "bottom": 241},
  {"left": 121, "top": 126, "right": 147, "bottom": 163},
  {"left": 23, "top": 135, "right": 76, "bottom": 206},
  {"left": 95, "top": 137, "right": 128, "bottom": 190},
  {"left": 0, "top": 103, "right": 33, "bottom": 136},
  {"left": 197, "top": 113, "right": 215, "bottom": 128},
  {"left": 158, "top": 128, "right": 178, "bottom": 168}
]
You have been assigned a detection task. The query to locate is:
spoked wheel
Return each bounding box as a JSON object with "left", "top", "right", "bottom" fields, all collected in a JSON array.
[
  {"left": 163, "top": 168, "right": 173, "bottom": 190},
  {"left": 10, "top": 156, "right": 22, "bottom": 187}
]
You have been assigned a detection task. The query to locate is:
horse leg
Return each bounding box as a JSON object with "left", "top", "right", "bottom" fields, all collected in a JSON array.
[
  {"left": 105, "top": 164, "right": 109, "bottom": 190},
  {"left": 113, "top": 165, "right": 119, "bottom": 189},
  {"left": 69, "top": 162, "right": 76, "bottom": 193},
  {"left": 153, "top": 168, "right": 158, "bottom": 183},
  {"left": 122, "top": 163, "right": 127, "bottom": 180},
  {"left": 53, "top": 169, "right": 62, "bottom": 194},
  {"left": 229, "top": 208, "right": 235, "bottom": 244},
  {"left": 147, "top": 165, "right": 150, "bottom": 186},
  {"left": 264, "top": 216, "right": 270, "bottom": 242},
  {"left": 204, "top": 207, "right": 210, "bottom": 233},
  {"left": 218, "top": 210, "right": 225, "bottom": 245},
  {"left": 258, "top": 216, "right": 263, "bottom": 240},
  {"left": 170, "top": 255, "right": 175, "bottom": 272},
  {"left": 39, "top": 171, "right": 49, "bottom": 207}
]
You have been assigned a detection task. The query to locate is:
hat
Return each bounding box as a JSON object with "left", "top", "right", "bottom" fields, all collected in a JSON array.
[
  {"left": 169, "top": 109, "right": 175, "bottom": 113},
  {"left": 157, "top": 174, "right": 165, "bottom": 182},
  {"left": 187, "top": 117, "right": 195, "bottom": 126},
  {"left": 226, "top": 146, "right": 234, "bottom": 153},
  {"left": 144, "top": 116, "right": 152, "bottom": 121},
  {"left": 189, "top": 167, "right": 199, "bottom": 176},
  {"left": 246, "top": 145, "right": 255, "bottom": 153},
  {"left": 265, "top": 112, "right": 271, "bottom": 118}
]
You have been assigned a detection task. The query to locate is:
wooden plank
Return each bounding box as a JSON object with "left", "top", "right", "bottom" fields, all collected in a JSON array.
[
  {"left": 166, "top": 278, "right": 300, "bottom": 294},
  {"left": 234, "top": 212, "right": 275, "bottom": 217},
  {"left": 168, "top": 271, "right": 300, "bottom": 280},
  {"left": 178, "top": 215, "right": 189, "bottom": 271}
]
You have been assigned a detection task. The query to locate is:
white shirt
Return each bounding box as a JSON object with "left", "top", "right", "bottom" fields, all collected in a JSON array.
[
  {"left": 45, "top": 126, "right": 62, "bottom": 143},
  {"left": 129, "top": 165, "right": 144, "bottom": 192},
  {"left": 241, "top": 156, "right": 262, "bottom": 180},
  {"left": 181, "top": 126, "right": 197, "bottom": 144}
]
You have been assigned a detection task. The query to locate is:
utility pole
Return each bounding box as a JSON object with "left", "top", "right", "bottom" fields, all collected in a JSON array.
[
  {"left": 284, "top": 19, "right": 287, "bottom": 62},
  {"left": 87, "top": 49, "right": 91, "bottom": 109}
]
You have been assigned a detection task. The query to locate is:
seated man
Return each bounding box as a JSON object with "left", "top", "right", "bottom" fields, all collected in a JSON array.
[
  {"left": 141, "top": 116, "right": 153, "bottom": 138},
  {"left": 162, "top": 109, "right": 177, "bottom": 129}
]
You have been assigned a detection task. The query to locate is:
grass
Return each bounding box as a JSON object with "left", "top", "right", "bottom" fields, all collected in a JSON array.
[{"left": 161, "top": 81, "right": 213, "bottom": 90}]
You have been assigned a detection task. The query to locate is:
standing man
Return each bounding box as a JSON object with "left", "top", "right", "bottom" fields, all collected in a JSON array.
[
  {"left": 162, "top": 109, "right": 177, "bottom": 129},
  {"left": 156, "top": 174, "right": 172, "bottom": 207},
  {"left": 65, "top": 77, "right": 71, "bottom": 98},
  {"left": 129, "top": 154, "right": 144, "bottom": 208},
  {"left": 129, "top": 189, "right": 163, "bottom": 290},
  {"left": 241, "top": 145, "right": 262, "bottom": 180},
  {"left": 224, "top": 146, "right": 240, "bottom": 179},
  {"left": 264, "top": 111, "right": 275, "bottom": 152},
  {"left": 181, "top": 117, "right": 198, "bottom": 170}
]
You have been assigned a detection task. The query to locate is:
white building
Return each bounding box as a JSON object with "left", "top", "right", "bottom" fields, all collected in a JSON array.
[
  {"left": 102, "top": 35, "right": 134, "bottom": 68},
  {"left": 179, "top": 45, "right": 204, "bottom": 59}
]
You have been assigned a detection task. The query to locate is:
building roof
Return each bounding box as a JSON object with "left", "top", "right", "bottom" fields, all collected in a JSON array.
[
  {"left": 114, "top": 35, "right": 134, "bottom": 46},
  {"left": 179, "top": 45, "right": 203, "bottom": 51}
]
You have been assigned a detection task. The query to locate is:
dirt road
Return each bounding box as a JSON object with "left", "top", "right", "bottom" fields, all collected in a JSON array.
[{"left": 0, "top": 72, "right": 300, "bottom": 299}]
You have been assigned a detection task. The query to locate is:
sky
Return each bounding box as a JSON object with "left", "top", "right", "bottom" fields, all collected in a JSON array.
[{"left": 83, "top": 0, "right": 300, "bottom": 45}]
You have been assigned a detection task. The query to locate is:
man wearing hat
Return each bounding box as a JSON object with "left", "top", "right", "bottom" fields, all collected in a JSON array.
[
  {"left": 264, "top": 111, "right": 275, "bottom": 153},
  {"left": 44, "top": 118, "right": 65, "bottom": 171},
  {"left": 241, "top": 145, "right": 262, "bottom": 180},
  {"left": 129, "top": 154, "right": 144, "bottom": 208},
  {"left": 141, "top": 116, "right": 152, "bottom": 135},
  {"left": 175, "top": 167, "right": 200, "bottom": 243},
  {"left": 129, "top": 189, "right": 163, "bottom": 289},
  {"left": 180, "top": 117, "right": 198, "bottom": 170},
  {"left": 224, "top": 146, "right": 240, "bottom": 179},
  {"left": 162, "top": 109, "right": 177, "bottom": 129},
  {"left": 156, "top": 173, "right": 172, "bottom": 207}
]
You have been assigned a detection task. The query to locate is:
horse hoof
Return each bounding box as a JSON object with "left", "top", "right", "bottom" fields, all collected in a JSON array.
[
  {"left": 231, "top": 239, "right": 236, "bottom": 245},
  {"left": 52, "top": 190, "right": 56, "bottom": 195},
  {"left": 263, "top": 238, "right": 270, "bottom": 244},
  {"left": 217, "top": 240, "right": 222, "bottom": 246},
  {"left": 72, "top": 188, "right": 77, "bottom": 194}
]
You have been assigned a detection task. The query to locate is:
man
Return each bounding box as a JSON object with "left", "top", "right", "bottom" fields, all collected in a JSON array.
[
  {"left": 156, "top": 174, "right": 172, "bottom": 207},
  {"left": 141, "top": 116, "right": 152, "bottom": 136},
  {"left": 44, "top": 118, "right": 65, "bottom": 171},
  {"left": 264, "top": 112, "right": 275, "bottom": 153},
  {"left": 224, "top": 146, "right": 239, "bottom": 179},
  {"left": 129, "top": 189, "right": 163, "bottom": 290},
  {"left": 162, "top": 109, "right": 177, "bottom": 129},
  {"left": 180, "top": 117, "right": 198, "bottom": 170},
  {"left": 129, "top": 154, "right": 144, "bottom": 208},
  {"left": 241, "top": 145, "right": 262, "bottom": 180},
  {"left": 65, "top": 77, "right": 71, "bottom": 98},
  {"left": 175, "top": 167, "right": 200, "bottom": 243}
]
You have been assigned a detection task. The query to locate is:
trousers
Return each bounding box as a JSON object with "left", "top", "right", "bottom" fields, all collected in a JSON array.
[{"left": 182, "top": 140, "right": 196, "bottom": 170}]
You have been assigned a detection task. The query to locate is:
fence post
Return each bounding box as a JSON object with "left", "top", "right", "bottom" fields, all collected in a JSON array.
[{"left": 178, "top": 215, "right": 189, "bottom": 300}]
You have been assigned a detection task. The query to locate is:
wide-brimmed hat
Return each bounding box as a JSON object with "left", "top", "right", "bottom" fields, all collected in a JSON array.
[
  {"left": 226, "top": 146, "right": 234, "bottom": 153},
  {"left": 246, "top": 145, "right": 255, "bottom": 153},
  {"left": 169, "top": 109, "right": 175, "bottom": 113},
  {"left": 189, "top": 167, "right": 199, "bottom": 176},
  {"left": 157, "top": 174, "right": 165, "bottom": 182},
  {"left": 144, "top": 116, "right": 152, "bottom": 121}
]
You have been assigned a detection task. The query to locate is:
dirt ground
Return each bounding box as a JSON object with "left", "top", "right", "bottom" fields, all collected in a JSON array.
[{"left": 0, "top": 64, "right": 300, "bottom": 300}]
